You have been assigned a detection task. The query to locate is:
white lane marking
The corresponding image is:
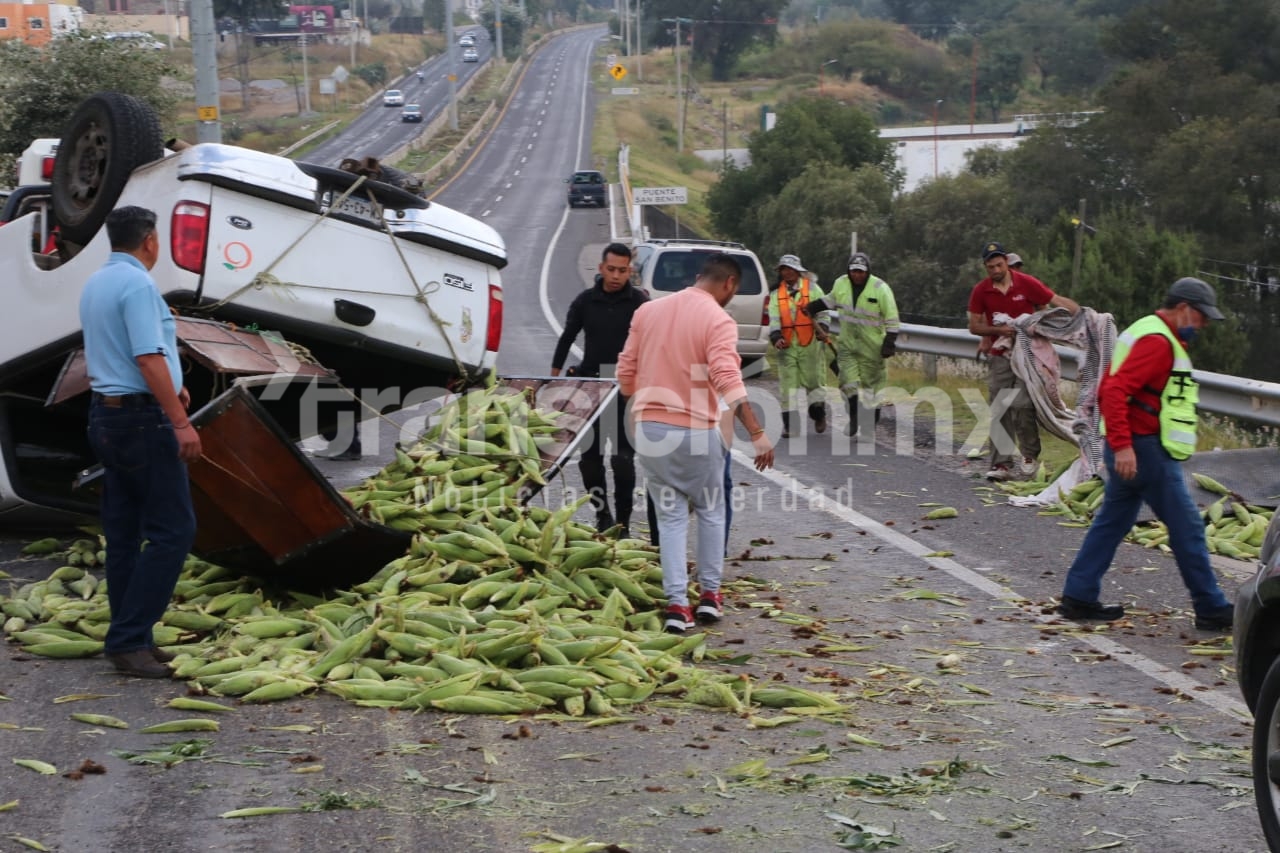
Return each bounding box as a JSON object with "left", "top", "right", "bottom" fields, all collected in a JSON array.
[
  {"left": 504, "top": 183, "right": 513, "bottom": 189},
  {"left": 521, "top": 157, "right": 527, "bottom": 164},
  {"left": 731, "top": 453, "right": 1252, "bottom": 721},
  {"left": 514, "top": 171, "right": 521, "bottom": 177},
  {"left": 537, "top": 35, "right": 595, "bottom": 363},
  {"left": 480, "top": 209, "right": 491, "bottom": 217},
  {"left": 494, "top": 195, "right": 503, "bottom": 203},
  {"left": 527, "top": 144, "right": 534, "bottom": 150}
]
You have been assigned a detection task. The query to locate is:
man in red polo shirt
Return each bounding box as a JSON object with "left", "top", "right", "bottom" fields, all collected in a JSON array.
[{"left": 967, "top": 241, "right": 1078, "bottom": 480}]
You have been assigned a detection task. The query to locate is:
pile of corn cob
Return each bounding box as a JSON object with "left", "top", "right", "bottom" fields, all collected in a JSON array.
[
  {"left": 1, "top": 386, "right": 842, "bottom": 716},
  {"left": 1003, "top": 470, "right": 1273, "bottom": 561}
]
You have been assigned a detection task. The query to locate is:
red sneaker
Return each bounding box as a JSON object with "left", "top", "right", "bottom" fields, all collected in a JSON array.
[
  {"left": 696, "top": 591, "right": 724, "bottom": 624},
  {"left": 663, "top": 603, "right": 694, "bottom": 634}
]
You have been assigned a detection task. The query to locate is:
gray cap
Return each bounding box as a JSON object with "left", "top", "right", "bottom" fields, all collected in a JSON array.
[
  {"left": 777, "top": 253, "right": 807, "bottom": 273},
  {"left": 1006, "top": 253, "right": 1023, "bottom": 268},
  {"left": 1167, "top": 277, "right": 1224, "bottom": 321},
  {"left": 847, "top": 252, "right": 871, "bottom": 272}
]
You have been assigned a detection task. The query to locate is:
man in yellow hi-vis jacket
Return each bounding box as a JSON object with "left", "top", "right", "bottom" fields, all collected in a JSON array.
[
  {"left": 807, "top": 252, "right": 900, "bottom": 436},
  {"left": 768, "top": 254, "right": 831, "bottom": 438}
]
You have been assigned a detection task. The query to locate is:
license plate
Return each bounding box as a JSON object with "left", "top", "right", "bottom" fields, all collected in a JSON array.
[{"left": 325, "top": 191, "right": 381, "bottom": 224}]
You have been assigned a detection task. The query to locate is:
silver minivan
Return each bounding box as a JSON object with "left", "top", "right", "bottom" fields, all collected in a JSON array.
[{"left": 630, "top": 239, "right": 768, "bottom": 366}]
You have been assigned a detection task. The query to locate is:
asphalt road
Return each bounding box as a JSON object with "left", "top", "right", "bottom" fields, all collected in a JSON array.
[
  {"left": 0, "top": 25, "right": 1269, "bottom": 853},
  {"left": 305, "top": 25, "right": 494, "bottom": 167}
]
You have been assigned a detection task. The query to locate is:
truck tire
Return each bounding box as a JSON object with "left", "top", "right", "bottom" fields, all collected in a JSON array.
[{"left": 52, "top": 93, "right": 164, "bottom": 245}]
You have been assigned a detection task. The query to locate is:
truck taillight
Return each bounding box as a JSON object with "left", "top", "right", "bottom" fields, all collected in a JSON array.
[
  {"left": 40, "top": 157, "right": 54, "bottom": 181},
  {"left": 171, "top": 201, "right": 210, "bottom": 274},
  {"left": 486, "top": 284, "right": 503, "bottom": 352},
  {"left": 760, "top": 294, "right": 769, "bottom": 327}
]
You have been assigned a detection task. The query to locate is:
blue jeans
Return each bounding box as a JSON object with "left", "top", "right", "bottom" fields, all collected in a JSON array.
[
  {"left": 88, "top": 397, "right": 197, "bottom": 655},
  {"left": 1062, "top": 434, "right": 1230, "bottom": 615}
]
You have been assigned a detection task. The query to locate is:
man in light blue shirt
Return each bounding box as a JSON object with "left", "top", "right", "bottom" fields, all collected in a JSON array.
[{"left": 80, "top": 205, "right": 201, "bottom": 679}]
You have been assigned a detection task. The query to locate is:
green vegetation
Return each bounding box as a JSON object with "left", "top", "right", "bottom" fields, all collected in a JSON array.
[{"left": 604, "top": 0, "right": 1280, "bottom": 380}]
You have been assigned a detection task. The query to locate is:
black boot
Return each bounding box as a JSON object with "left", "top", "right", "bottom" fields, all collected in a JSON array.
[
  {"left": 781, "top": 410, "right": 794, "bottom": 438},
  {"left": 808, "top": 401, "right": 827, "bottom": 434},
  {"left": 844, "top": 394, "right": 858, "bottom": 436}
]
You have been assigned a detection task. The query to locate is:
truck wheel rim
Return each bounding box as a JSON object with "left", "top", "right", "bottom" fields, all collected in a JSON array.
[{"left": 67, "top": 120, "right": 109, "bottom": 209}]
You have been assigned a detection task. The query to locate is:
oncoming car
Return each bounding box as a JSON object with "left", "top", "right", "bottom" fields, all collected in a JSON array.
[
  {"left": 383, "top": 89, "right": 405, "bottom": 107},
  {"left": 463, "top": 47, "right": 479, "bottom": 62},
  {"left": 401, "top": 105, "right": 423, "bottom": 123},
  {"left": 1234, "top": 510, "right": 1280, "bottom": 850},
  {"left": 459, "top": 33, "right": 476, "bottom": 46},
  {"left": 629, "top": 239, "right": 768, "bottom": 366}
]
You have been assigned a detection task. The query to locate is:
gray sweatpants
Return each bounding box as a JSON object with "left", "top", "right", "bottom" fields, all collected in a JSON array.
[
  {"left": 988, "top": 354, "right": 1040, "bottom": 467},
  {"left": 635, "top": 421, "right": 726, "bottom": 606}
]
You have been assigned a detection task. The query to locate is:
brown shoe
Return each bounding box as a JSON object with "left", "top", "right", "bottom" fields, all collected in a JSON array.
[
  {"left": 150, "top": 646, "right": 176, "bottom": 663},
  {"left": 814, "top": 416, "right": 827, "bottom": 434},
  {"left": 106, "top": 650, "right": 172, "bottom": 679}
]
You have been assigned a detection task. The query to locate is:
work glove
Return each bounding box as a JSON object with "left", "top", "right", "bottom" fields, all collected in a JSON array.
[{"left": 880, "top": 333, "right": 898, "bottom": 359}]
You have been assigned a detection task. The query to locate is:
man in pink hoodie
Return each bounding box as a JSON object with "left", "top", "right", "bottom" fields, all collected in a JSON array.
[{"left": 618, "top": 254, "right": 775, "bottom": 634}]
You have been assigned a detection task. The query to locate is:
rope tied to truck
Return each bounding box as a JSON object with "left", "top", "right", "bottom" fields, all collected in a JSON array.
[{"left": 196, "top": 172, "right": 474, "bottom": 386}]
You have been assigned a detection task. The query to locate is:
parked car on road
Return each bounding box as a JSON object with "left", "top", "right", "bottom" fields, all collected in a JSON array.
[
  {"left": 401, "top": 104, "right": 423, "bottom": 123},
  {"left": 1235, "top": 510, "right": 1280, "bottom": 851},
  {"left": 565, "top": 170, "right": 605, "bottom": 208},
  {"left": 629, "top": 238, "right": 768, "bottom": 365},
  {"left": 383, "top": 89, "right": 404, "bottom": 106}
]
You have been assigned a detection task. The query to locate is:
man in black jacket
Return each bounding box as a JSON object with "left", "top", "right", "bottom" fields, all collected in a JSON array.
[{"left": 551, "top": 243, "right": 649, "bottom": 534}]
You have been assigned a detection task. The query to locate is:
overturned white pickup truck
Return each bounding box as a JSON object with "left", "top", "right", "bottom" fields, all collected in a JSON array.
[{"left": 0, "top": 92, "right": 507, "bottom": 527}]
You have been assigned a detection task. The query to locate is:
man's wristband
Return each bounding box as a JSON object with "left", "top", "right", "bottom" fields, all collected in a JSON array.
[
  {"left": 173, "top": 422, "right": 192, "bottom": 430},
  {"left": 749, "top": 428, "right": 765, "bottom": 438}
]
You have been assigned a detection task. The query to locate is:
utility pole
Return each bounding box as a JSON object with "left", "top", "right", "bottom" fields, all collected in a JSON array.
[
  {"left": 1071, "top": 198, "right": 1087, "bottom": 292},
  {"left": 494, "top": 0, "right": 502, "bottom": 61},
  {"left": 444, "top": 0, "right": 457, "bottom": 130},
  {"left": 621, "top": 0, "right": 630, "bottom": 56},
  {"left": 674, "top": 17, "right": 682, "bottom": 152},
  {"left": 636, "top": 0, "right": 642, "bottom": 82},
  {"left": 190, "top": 0, "right": 220, "bottom": 143},
  {"left": 301, "top": 32, "right": 312, "bottom": 115}
]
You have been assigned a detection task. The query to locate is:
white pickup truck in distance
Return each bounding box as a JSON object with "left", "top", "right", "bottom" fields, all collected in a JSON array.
[{"left": 0, "top": 92, "right": 507, "bottom": 525}]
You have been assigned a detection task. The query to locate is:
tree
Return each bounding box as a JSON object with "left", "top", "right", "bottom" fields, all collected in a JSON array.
[
  {"left": 708, "top": 96, "right": 894, "bottom": 245},
  {"left": 976, "top": 49, "right": 1021, "bottom": 122},
  {"left": 645, "top": 0, "right": 787, "bottom": 81},
  {"left": 480, "top": 4, "right": 528, "bottom": 59},
  {"left": 0, "top": 36, "right": 180, "bottom": 171},
  {"left": 749, "top": 163, "right": 894, "bottom": 284}
]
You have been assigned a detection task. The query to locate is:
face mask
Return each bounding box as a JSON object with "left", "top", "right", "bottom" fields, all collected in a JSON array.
[{"left": 1177, "top": 326, "right": 1199, "bottom": 344}]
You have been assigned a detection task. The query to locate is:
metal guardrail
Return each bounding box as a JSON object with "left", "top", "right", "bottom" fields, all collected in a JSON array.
[{"left": 897, "top": 323, "right": 1280, "bottom": 427}]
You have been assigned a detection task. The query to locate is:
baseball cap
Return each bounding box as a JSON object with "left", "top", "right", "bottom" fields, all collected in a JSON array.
[
  {"left": 777, "top": 254, "right": 807, "bottom": 273},
  {"left": 1167, "top": 277, "right": 1224, "bottom": 321},
  {"left": 847, "top": 252, "right": 870, "bottom": 272},
  {"left": 1006, "top": 253, "right": 1023, "bottom": 268},
  {"left": 981, "top": 241, "right": 1007, "bottom": 262}
]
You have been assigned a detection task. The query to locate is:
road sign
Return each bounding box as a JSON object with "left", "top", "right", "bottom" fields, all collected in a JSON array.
[
  {"left": 611, "top": 87, "right": 639, "bottom": 95},
  {"left": 609, "top": 64, "right": 627, "bottom": 81},
  {"left": 197, "top": 106, "right": 219, "bottom": 122},
  {"left": 606, "top": 53, "right": 617, "bottom": 67},
  {"left": 332, "top": 64, "right": 349, "bottom": 83},
  {"left": 319, "top": 78, "right": 337, "bottom": 95},
  {"left": 634, "top": 186, "right": 688, "bottom": 205}
]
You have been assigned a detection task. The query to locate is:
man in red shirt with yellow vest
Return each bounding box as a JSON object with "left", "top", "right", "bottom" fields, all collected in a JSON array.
[
  {"left": 967, "top": 241, "right": 1078, "bottom": 480},
  {"left": 1058, "top": 277, "right": 1235, "bottom": 632},
  {"left": 768, "top": 254, "right": 831, "bottom": 438}
]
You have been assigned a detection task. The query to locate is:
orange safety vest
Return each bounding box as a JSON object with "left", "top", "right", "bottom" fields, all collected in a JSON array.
[{"left": 777, "top": 279, "right": 815, "bottom": 346}]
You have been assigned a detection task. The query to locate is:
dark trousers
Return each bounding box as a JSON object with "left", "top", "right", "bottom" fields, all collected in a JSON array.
[
  {"left": 88, "top": 398, "right": 197, "bottom": 655},
  {"left": 579, "top": 397, "right": 636, "bottom": 524}
]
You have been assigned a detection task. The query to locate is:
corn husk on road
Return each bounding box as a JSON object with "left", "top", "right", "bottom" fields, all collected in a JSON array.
[
  {"left": 995, "top": 469, "right": 1273, "bottom": 560},
  {"left": 1, "top": 386, "right": 842, "bottom": 718}
]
